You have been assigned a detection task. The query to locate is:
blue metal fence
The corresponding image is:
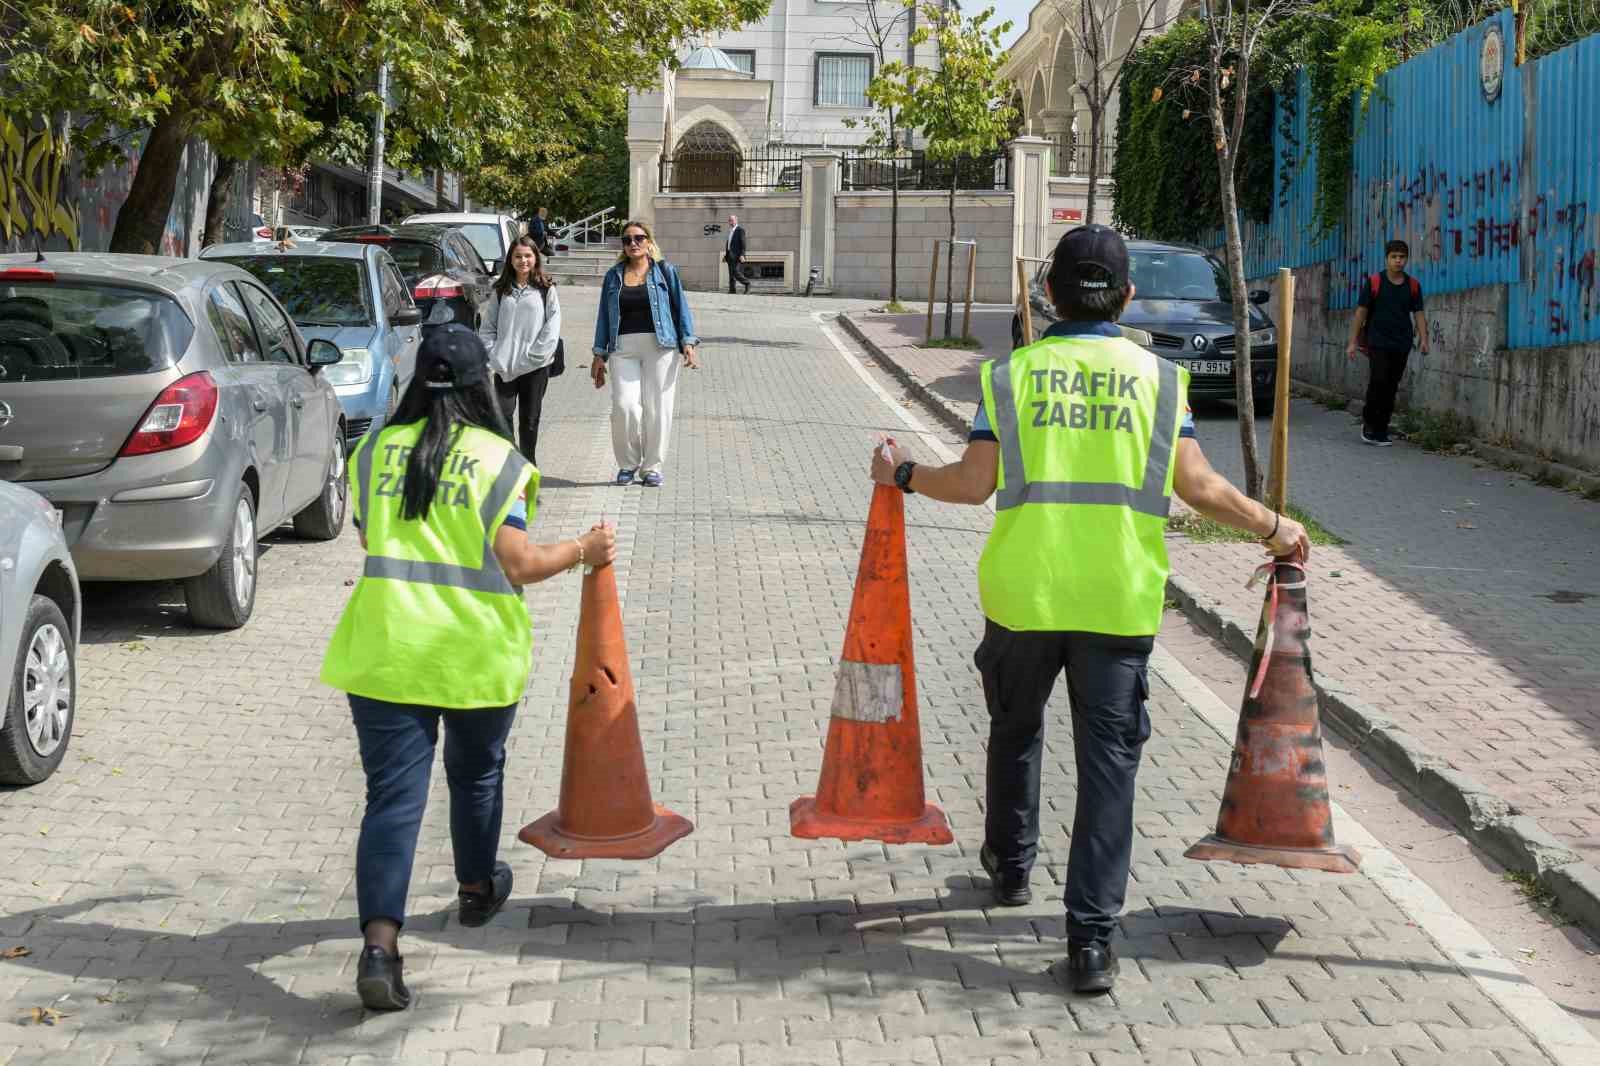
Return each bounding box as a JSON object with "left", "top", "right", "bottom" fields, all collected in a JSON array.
[{"left": 1206, "top": 9, "right": 1599, "bottom": 348}]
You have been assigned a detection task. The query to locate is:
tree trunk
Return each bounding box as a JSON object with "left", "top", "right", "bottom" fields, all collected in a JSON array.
[
  {"left": 888, "top": 111, "right": 899, "bottom": 304},
  {"left": 110, "top": 112, "right": 191, "bottom": 255},
  {"left": 1085, "top": 105, "right": 1101, "bottom": 225},
  {"left": 201, "top": 155, "right": 238, "bottom": 249},
  {"left": 436, "top": 169, "right": 447, "bottom": 208},
  {"left": 943, "top": 164, "right": 957, "bottom": 339},
  {"left": 1212, "top": 122, "right": 1262, "bottom": 499}
]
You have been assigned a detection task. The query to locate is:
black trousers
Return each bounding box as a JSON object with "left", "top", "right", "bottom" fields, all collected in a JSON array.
[
  {"left": 976, "top": 620, "right": 1153, "bottom": 946},
  {"left": 726, "top": 257, "right": 750, "bottom": 293},
  {"left": 494, "top": 367, "right": 550, "bottom": 466},
  {"left": 1363, "top": 346, "right": 1411, "bottom": 435}
]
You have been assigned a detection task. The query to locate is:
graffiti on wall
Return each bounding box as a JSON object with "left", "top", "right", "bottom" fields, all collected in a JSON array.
[{"left": 0, "top": 116, "right": 81, "bottom": 251}]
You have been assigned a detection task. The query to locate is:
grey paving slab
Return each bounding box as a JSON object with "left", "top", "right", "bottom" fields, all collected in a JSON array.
[{"left": 0, "top": 290, "right": 1560, "bottom": 1063}]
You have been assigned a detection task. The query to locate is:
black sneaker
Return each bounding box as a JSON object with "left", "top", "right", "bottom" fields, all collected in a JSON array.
[
  {"left": 1361, "top": 428, "right": 1388, "bottom": 446},
  {"left": 356, "top": 946, "right": 411, "bottom": 1010},
  {"left": 458, "top": 861, "right": 513, "bottom": 928},
  {"left": 1051, "top": 942, "right": 1120, "bottom": 995},
  {"left": 978, "top": 844, "right": 1033, "bottom": 907}
]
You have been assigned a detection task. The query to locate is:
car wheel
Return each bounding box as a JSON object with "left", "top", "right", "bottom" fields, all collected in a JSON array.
[
  {"left": 293, "top": 432, "right": 349, "bottom": 541},
  {"left": 0, "top": 595, "right": 76, "bottom": 785},
  {"left": 1011, "top": 313, "right": 1023, "bottom": 351},
  {"left": 386, "top": 379, "right": 400, "bottom": 418},
  {"left": 1254, "top": 384, "right": 1276, "bottom": 417},
  {"left": 185, "top": 483, "right": 258, "bottom": 630}
]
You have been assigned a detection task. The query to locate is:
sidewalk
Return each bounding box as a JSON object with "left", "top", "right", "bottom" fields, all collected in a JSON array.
[{"left": 842, "top": 309, "right": 1600, "bottom": 936}]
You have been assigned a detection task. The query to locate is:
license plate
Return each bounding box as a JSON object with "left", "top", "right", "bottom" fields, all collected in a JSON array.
[{"left": 1178, "top": 360, "right": 1231, "bottom": 375}]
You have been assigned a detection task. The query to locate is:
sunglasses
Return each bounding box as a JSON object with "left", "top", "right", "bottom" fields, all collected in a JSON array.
[{"left": 622, "top": 234, "right": 648, "bottom": 245}]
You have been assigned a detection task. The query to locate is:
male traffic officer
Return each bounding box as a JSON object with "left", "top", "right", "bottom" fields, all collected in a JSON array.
[{"left": 870, "top": 225, "right": 1310, "bottom": 994}]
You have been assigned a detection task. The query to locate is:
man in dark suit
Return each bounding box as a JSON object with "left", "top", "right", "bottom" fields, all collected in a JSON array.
[{"left": 724, "top": 214, "right": 751, "bottom": 295}]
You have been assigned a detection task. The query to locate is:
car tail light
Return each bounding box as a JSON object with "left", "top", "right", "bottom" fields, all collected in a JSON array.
[
  {"left": 255, "top": 227, "right": 274, "bottom": 238},
  {"left": 120, "top": 372, "right": 219, "bottom": 457},
  {"left": 350, "top": 235, "right": 392, "bottom": 244},
  {"left": 0, "top": 267, "right": 55, "bottom": 282},
  {"left": 414, "top": 283, "right": 463, "bottom": 300}
]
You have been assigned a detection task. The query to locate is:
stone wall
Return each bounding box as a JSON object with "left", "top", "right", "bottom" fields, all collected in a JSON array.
[
  {"left": 1045, "top": 178, "right": 1114, "bottom": 245},
  {"left": 834, "top": 192, "right": 1014, "bottom": 304},
  {"left": 1261, "top": 262, "right": 1600, "bottom": 470},
  {"left": 650, "top": 194, "right": 802, "bottom": 292}
]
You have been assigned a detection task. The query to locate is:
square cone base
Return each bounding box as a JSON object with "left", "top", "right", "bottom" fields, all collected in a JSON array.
[
  {"left": 1185, "top": 835, "right": 1360, "bottom": 874},
  {"left": 518, "top": 805, "right": 694, "bottom": 860},
  {"left": 789, "top": 796, "right": 954, "bottom": 845}
]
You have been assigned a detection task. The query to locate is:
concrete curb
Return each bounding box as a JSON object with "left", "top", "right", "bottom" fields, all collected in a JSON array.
[{"left": 839, "top": 312, "right": 1600, "bottom": 941}]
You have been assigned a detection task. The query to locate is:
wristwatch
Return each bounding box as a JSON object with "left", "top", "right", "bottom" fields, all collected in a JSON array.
[{"left": 893, "top": 460, "right": 917, "bottom": 494}]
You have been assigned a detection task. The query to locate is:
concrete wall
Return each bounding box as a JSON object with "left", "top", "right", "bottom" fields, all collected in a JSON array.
[
  {"left": 650, "top": 194, "right": 803, "bottom": 291},
  {"left": 833, "top": 192, "right": 1015, "bottom": 304},
  {"left": 1261, "top": 262, "right": 1600, "bottom": 470},
  {"left": 1046, "top": 177, "right": 1115, "bottom": 244}
]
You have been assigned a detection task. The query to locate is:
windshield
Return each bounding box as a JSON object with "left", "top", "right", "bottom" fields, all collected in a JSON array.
[
  {"left": 1127, "top": 250, "right": 1232, "bottom": 302},
  {"left": 456, "top": 224, "right": 504, "bottom": 263},
  {"left": 0, "top": 282, "right": 193, "bottom": 382},
  {"left": 216, "top": 256, "right": 371, "bottom": 326}
]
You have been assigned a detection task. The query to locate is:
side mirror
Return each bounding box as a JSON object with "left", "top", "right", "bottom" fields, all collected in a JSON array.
[
  {"left": 1249, "top": 289, "right": 1271, "bottom": 305},
  {"left": 392, "top": 306, "right": 423, "bottom": 327},
  {"left": 485, "top": 259, "right": 499, "bottom": 275},
  {"left": 306, "top": 338, "right": 343, "bottom": 368}
]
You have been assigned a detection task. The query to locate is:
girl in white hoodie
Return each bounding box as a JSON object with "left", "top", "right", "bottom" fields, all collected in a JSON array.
[{"left": 480, "top": 236, "right": 561, "bottom": 465}]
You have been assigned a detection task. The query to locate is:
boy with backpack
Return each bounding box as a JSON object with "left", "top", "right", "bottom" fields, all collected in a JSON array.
[{"left": 1346, "top": 239, "right": 1428, "bottom": 446}]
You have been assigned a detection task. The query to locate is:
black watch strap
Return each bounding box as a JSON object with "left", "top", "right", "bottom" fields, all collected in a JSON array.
[{"left": 894, "top": 460, "right": 917, "bottom": 494}]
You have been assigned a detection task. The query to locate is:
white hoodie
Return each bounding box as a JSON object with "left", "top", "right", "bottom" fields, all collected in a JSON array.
[{"left": 480, "top": 283, "right": 561, "bottom": 379}]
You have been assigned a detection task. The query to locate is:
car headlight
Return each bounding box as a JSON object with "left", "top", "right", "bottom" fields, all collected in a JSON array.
[
  {"left": 323, "top": 347, "right": 374, "bottom": 386},
  {"left": 1248, "top": 327, "right": 1276, "bottom": 347}
]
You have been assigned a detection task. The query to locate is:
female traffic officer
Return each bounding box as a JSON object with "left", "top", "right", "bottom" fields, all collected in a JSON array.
[{"left": 321, "top": 322, "right": 615, "bottom": 1011}]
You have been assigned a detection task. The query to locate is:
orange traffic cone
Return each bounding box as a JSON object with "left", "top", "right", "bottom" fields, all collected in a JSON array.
[
  {"left": 1186, "top": 559, "right": 1360, "bottom": 873},
  {"left": 790, "top": 476, "right": 952, "bottom": 845},
  {"left": 519, "top": 563, "right": 692, "bottom": 859}
]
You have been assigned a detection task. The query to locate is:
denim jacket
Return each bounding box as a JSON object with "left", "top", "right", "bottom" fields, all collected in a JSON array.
[{"left": 592, "top": 259, "right": 699, "bottom": 359}]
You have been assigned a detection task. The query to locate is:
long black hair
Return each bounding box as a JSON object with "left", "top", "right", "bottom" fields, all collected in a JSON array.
[
  {"left": 493, "top": 235, "right": 553, "bottom": 299},
  {"left": 389, "top": 366, "right": 514, "bottom": 522}
]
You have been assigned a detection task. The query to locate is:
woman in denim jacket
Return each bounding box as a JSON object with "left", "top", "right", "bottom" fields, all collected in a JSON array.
[{"left": 590, "top": 220, "right": 699, "bottom": 487}]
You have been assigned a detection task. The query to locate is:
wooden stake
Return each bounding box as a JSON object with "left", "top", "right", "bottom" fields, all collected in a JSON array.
[
  {"left": 1015, "top": 258, "right": 1034, "bottom": 346},
  {"left": 1267, "top": 266, "right": 1295, "bottom": 514},
  {"left": 926, "top": 241, "right": 940, "bottom": 342},
  {"left": 962, "top": 242, "right": 978, "bottom": 341}
]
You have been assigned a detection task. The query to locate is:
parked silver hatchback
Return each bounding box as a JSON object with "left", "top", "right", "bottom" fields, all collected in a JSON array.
[{"left": 0, "top": 253, "right": 349, "bottom": 629}]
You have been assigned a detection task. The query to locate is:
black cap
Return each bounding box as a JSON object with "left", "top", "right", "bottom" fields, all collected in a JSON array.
[
  {"left": 1051, "top": 224, "right": 1130, "bottom": 293},
  {"left": 415, "top": 323, "right": 489, "bottom": 391}
]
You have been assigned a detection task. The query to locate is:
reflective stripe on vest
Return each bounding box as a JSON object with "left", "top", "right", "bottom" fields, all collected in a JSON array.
[
  {"left": 988, "top": 352, "right": 1180, "bottom": 515},
  {"left": 356, "top": 436, "right": 526, "bottom": 595}
]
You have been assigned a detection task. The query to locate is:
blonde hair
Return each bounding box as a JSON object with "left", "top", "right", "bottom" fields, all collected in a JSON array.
[{"left": 617, "top": 219, "right": 662, "bottom": 262}]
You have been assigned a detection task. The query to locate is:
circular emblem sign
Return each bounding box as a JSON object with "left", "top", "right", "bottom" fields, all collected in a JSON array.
[{"left": 1481, "top": 24, "right": 1505, "bottom": 104}]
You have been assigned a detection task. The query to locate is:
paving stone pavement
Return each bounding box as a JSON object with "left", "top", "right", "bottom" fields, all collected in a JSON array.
[
  {"left": 841, "top": 312, "right": 1600, "bottom": 864},
  {"left": 0, "top": 291, "right": 1566, "bottom": 1064}
]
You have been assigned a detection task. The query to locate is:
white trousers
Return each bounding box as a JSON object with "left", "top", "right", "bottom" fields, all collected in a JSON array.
[{"left": 609, "top": 333, "right": 681, "bottom": 474}]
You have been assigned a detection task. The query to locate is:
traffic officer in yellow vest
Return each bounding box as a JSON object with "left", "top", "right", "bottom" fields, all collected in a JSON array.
[
  {"left": 871, "top": 226, "right": 1310, "bottom": 994},
  {"left": 321, "top": 323, "right": 616, "bottom": 1011}
]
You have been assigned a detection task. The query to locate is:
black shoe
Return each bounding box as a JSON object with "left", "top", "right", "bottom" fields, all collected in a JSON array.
[
  {"left": 356, "top": 946, "right": 411, "bottom": 1010},
  {"left": 743, "top": 284, "right": 752, "bottom": 294},
  {"left": 458, "top": 861, "right": 513, "bottom": 928},
  {"left": 1361, "top": 427, "right": 1390, "bottom": 446},
  {"left": 1052, "top": 942, "right": 1120, "bottom": 995},
  {"left": 978, "top": 844, "right": 1032, "bottom": 907}
]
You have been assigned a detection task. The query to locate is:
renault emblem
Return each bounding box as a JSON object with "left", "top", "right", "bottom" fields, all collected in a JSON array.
[
  {"left": 1191, "top": 334, "right": 1207, "bottom": 351},
  {"left": 0, "top": 401, "right": 11, "bottom": 428}
]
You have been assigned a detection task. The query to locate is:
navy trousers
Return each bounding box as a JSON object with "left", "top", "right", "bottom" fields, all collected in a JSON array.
[
  {"left": 350, "top": 694, "right": 518, "bottom": 930},
  {"left": 975, "top": 620, "right": 1153, "bottom": 946}
]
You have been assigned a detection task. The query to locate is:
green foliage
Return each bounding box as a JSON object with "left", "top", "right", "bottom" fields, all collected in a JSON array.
[
  {"left": 469, "top": 101, "right": 630, "bottom": 223},
  {"left": 1395, "top": 406, "right": 1473, "bottom": 451},
  {"left": 1112, "top": 19, "right": 1275, "bottom": 242},
  {"left": 1167, "top": 502, "right": 1347, "bottom": 546},
  {"left": 920, "top": 335, "right": 983, "bottom": 350}
]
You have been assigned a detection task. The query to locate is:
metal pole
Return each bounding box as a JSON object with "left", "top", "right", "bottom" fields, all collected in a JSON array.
[
  {"left": 367, "top": 62, "right": 389, "bottom": 226},
  {"left": 962, "top": 242, "right": 977, "bottom": 340},
  {"left": 1267, "top": 267, "right": 1295, "bottom": 514},
  {"left": 926, "top": 240, "right": 940, "bottom": 342}
]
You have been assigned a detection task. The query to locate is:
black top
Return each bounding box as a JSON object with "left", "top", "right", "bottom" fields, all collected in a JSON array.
[
  {"left": 618, "top": 282, "right": 653, "bottom": 336},
  {"left": 1358, "top": 272, "right": 1424, "bottom": 351}
]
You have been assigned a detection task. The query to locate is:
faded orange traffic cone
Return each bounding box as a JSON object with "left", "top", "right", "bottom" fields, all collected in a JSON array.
[
  {"left": 520, "top": 563, "right": 692, "bottom": 859},
  {"left": 790, "top": 475, "right": 953, "bottom": 845},
  {"left": 1185, "top": 559, "right": 1360, "bottom": 873}
]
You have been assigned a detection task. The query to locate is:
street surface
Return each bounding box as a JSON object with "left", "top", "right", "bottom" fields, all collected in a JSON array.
[{"left": 0, "top": 290, "right": 1593, "bottom": 1064}]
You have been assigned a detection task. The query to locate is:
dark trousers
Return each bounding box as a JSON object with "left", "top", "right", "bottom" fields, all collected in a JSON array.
[
  {"left": 495, "top": 367, "right": 550, "bottom": 466},
  {"left": 1363, "top": 346, "right": 1411, "bottom": 436},
  {"left": 350, "top": 694, "right": 518, "bottom": 930},
  {"left": 976, "top": 620, "right": 1153, "bottom": 946},
  {"left": 726, "top": 258, "right": 750, "bottom": 293}
]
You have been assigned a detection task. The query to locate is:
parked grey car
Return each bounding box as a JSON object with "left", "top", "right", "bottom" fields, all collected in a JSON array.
[
  {"left": 200, "top": 241, "right": 423, "bottom": 443},
  {"left": 0, "top": 252, "right": 349, "bottom": 630},
  {"left": 0, "top": 481, "right": 79, "bottom": 785}
]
